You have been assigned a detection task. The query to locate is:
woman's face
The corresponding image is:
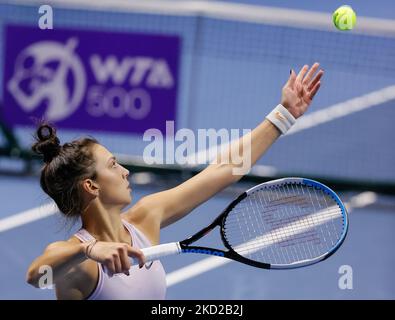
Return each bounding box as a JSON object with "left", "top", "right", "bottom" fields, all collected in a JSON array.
[{"left": 92, "top": 144, "right": 132, "bottom": 207}]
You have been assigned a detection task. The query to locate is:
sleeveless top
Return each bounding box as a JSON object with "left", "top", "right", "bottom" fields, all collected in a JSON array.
[{"left": 74, "top": 219, "right": 166, "bottom": 300}]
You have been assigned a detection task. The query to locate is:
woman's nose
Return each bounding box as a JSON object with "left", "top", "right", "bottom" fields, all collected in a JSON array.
[{"left": 123, "top": 167, "right": 130, "bottom": 178}]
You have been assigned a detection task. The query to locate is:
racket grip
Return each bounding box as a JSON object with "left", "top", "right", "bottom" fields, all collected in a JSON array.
[{"left": 131, "top": 242, "right": 182, "bottom": 265}]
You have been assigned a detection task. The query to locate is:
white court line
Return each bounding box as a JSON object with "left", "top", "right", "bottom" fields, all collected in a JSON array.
[
  {"left": 166, "top": 191, "right": 377, "bottom": 287},
  {"left": 0, "top": 203, "right": 58, "bottom": 233}
]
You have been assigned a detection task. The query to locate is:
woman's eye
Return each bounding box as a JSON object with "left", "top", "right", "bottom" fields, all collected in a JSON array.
[{"left": 112, "top": 161, "right": 118, "bottom": 168}]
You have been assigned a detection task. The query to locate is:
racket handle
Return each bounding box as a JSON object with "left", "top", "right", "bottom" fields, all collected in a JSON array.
[
  {"left": 103, "top": 242, "right": 181, "bottom": 276},
  {"left": 131, "top": 242, "right": 182, "bottom": 265}
]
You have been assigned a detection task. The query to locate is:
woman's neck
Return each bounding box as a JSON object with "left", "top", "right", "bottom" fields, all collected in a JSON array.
[{"left": 81, "top": 202, "right": 131, "bottom": 244}]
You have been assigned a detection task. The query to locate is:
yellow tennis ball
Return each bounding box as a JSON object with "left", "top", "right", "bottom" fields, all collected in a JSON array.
[{"left": 332, "top": 5, "right": 356, "bottom": 31}]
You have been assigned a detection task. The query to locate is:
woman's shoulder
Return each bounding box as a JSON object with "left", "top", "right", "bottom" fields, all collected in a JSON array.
[{"left": 122, "top": 200, "right": 161, "bottom": 246}]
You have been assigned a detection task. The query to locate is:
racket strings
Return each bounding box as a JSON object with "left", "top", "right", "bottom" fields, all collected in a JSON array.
[
  {"left": 225, "top": 210, "right": 342, "bottom": 254},
  {"left": 223, "top": 183, "right": 345, "bottom": 265},
  {"left": 244, "top": 189, "right": 340, "bottom": 262}
]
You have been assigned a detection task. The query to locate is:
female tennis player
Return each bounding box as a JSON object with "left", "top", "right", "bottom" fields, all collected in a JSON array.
[{"left": 26, "top": 63, "right": 323, "bottom": 299}]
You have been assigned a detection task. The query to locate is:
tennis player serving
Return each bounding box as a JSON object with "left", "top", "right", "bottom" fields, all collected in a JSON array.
[{"left": 26, "top": 63, "right": 323, "bottom": 299}]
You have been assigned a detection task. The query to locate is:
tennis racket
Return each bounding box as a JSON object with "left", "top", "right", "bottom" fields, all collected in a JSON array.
[{"left": 134, "top": 178, "right": 349, "bottom": 269}]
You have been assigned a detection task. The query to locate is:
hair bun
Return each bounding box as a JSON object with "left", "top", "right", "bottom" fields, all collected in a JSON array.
[{"left": 32, "top": 123, "right": 61, "bottom": 163}]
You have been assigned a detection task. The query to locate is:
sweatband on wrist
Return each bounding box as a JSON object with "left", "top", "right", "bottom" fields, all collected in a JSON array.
[{"left": 265, "top": 104, "right": 296, "bottom": 134}]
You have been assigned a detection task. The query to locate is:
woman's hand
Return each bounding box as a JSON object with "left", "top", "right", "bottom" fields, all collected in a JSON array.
[
  {"left": 281, "top": 63, "right": 324, "bottom": 119},
  {"left": 85, "top": 241, "right": 146, "bottom": 276}
]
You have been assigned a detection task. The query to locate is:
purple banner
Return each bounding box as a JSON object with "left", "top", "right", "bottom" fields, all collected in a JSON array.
[{"left": 3, "top": 25, "right": 180, "bottom": 134}]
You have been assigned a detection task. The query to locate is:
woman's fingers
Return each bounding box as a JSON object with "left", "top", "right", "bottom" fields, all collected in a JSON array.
[
  {"left": 113, "top": 254, "right": 123, "bottom": 274},
  {"left": 285, "top": 69, "right": 297, "bottom": 89},
  {"left": 295, "top": 65, "right": 309, "bottom": 85},
  {"left": 302, "top": 62, "right": 320, "bottom": 85},
  {"left": 309, "top": 81, "right": 321, "bottom": 99},
  {"left": 104, "top": 258, "right": 116, "bottom": 277},
  {"left": 295, "top": 64, "right": 323, "bottom": 102},
  {"left": 308, "top": 69, "right": 324, "bottom": 91},
  {"left": 119, "top": 245, "right": 131, "bottom": 275},
  {"left": 127, "top": 246, "right": 146, "bottom": 268}
]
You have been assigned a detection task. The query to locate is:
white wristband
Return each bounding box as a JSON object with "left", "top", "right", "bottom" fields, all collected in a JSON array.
[{"left": 265, "top": 104, "right": 296, "bottom": 134}]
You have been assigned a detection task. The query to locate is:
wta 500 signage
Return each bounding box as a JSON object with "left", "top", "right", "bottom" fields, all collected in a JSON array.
[{"left": 4, "top": 25, "right": 180, "bottom": 134}]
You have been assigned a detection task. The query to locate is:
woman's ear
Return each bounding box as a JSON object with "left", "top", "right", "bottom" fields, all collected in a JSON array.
[{"left": 82, "top": 179, "right": 100, "bottom": 196}]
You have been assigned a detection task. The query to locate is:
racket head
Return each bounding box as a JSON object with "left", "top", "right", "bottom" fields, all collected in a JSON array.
[{"left": 220, "top": 178, "right": 348, "bottom": 269}]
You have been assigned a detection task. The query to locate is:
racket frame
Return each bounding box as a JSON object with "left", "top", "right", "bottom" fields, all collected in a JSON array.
[{"left": 178, "top": 177, "right": 348, "bottom": 269}]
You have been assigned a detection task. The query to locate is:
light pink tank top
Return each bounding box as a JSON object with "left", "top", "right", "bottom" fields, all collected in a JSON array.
[{"left": 74, "top": 219, "right": 166, "bottom": 300}]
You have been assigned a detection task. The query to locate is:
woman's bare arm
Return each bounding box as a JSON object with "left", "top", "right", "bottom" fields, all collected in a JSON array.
[
  {"left": 26, "top": 239, "right": 88, "bottom": 288},
  {"left": 26, "top": 238, "right": 145, "bottom": 288},
  {"left": 128, "top": 63, "right": 323, "bottom": 231}
]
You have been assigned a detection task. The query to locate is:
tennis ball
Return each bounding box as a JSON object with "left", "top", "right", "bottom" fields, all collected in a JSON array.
[{"left": 332, "top": 5, "right": 356, "bottom": 31}]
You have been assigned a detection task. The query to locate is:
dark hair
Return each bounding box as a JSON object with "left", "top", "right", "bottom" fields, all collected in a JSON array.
[{"left": 32, "top": 123, "right": 99, "bottom": 218}]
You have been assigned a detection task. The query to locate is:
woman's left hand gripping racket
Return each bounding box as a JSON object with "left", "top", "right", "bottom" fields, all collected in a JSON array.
[{"left": 133, "top": 178, "right": 349, "bottom": 270}]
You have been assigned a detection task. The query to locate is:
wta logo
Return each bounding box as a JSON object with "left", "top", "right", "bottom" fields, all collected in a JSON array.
[
  {"left": 4, "top": 26, "right": 179, "bottom": 134},
  {"left": 7, "top": 38, "right": 86, "bottom": 122}
]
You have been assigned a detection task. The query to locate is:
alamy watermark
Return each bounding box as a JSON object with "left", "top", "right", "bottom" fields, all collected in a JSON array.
[
  {"left": 143, "top": 121, "right": 252, "bottom": 176},
  {"left": 338, "top": 264, "right": 353, "bottom": 290},
  {"left": 38, "top": 265, "right": 54, "bottom": 289},
  {"left": 38, "top": 5, "right": 53, "bottom": 30}
]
